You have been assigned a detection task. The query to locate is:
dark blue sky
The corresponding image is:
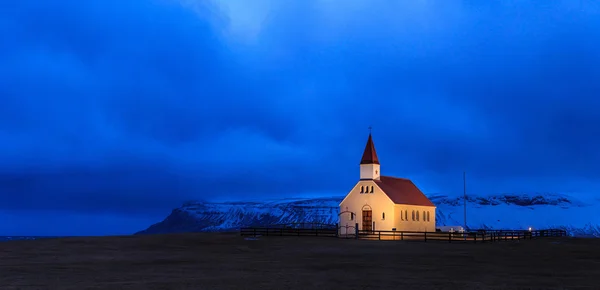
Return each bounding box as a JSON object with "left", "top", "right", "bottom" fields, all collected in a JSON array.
[{"left": 2, "top": 1, "right": 600, "bottom": 235}]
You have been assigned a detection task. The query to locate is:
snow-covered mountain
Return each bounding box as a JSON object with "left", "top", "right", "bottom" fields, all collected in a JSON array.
[{"left": 136, "top": 193, "right": 600, "bottom": 237}]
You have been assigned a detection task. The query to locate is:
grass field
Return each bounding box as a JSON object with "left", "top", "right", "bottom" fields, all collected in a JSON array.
[{"left": 0, "top": 233, "right": 598, "bottom": 289}]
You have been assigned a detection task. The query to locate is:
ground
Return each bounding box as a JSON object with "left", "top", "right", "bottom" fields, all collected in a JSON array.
[{"left": 0, "top": 233, "right": 598, "bottom": 290}]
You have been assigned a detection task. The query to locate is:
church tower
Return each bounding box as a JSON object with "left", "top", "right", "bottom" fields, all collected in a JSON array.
[{"left": 360, "top": 133, "right": 381, "bottom": 180}]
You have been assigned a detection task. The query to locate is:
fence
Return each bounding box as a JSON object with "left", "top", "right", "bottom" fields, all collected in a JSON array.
[
  {"left": 240, "top": 227, "right": 338, "bottom": 237},
  {"left": 251, "top": 223, "right": 338, "bottom": 229},
  {"left": 354, "top": 229, "right": 567, "bottom": 242},
  {"left": 240, "top": 226, "right": 566, "bottom": 243},
  {"left": 473, "top": 229, "right": 568, "bottom": 238}
]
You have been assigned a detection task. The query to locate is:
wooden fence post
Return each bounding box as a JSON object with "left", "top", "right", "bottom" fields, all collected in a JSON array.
[
  {"left": 401, "top": 232, "right": 404, "bottom": 241},
  {"left": 474, "top": 233, "right": 477, "bottom": 243},
  {"left": 355, "top": 223, "right": 359, "bottom": 239},
  {"left": 424, "top": 232, "right": 427, "bottom": 242},
  {"left": 449, "top": 233, "right": 451, "bottom": 243},
  {"left": 378, "top": 231, "right": 381, "bottom": 241}
]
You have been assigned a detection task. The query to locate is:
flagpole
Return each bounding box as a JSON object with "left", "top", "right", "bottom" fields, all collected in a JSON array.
[{"left": 463, "top": 171, "right": 467, "bottom": 231}]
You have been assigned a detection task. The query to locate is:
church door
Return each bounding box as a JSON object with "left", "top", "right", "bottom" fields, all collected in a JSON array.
[{"left": 362, "top": 210, "right": 373, "bottom": 232}]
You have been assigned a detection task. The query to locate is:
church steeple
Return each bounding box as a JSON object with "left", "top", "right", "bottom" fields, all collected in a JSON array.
[
  {"left": 360, "top": 133, "right": 380, "bottom": 165},
  {"left": 359, "top": 132, "right": 381, "bottom": 180}
]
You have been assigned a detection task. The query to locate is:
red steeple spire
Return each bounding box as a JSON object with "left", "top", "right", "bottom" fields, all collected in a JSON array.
[{"left": 360, "top": 133, "right": 380, "bottom": 165}]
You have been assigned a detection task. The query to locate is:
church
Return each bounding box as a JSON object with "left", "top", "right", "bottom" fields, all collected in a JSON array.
[{"left": 339, "top": 133, "right": 436, "bottom": 234}]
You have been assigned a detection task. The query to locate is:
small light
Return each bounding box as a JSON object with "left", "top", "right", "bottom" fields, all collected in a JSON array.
[{"left": 528, "top": 227, "right": 532, "bottom": 232}]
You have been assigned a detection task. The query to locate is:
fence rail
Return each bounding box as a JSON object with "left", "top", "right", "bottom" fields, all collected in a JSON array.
[{"left": 240, "top": 226, "right": 567, "bottom": 243}]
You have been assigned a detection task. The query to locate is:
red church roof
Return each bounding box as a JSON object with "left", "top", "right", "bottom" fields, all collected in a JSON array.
[
  {"left": 374, "top": 176, "right": 435, "bottom": 207},
  {"left": 360, "top": 134, "right": 379, "bottom": 164}
]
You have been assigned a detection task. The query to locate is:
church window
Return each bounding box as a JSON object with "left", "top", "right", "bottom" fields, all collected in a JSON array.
[
  {"left": 405, "top": 210, "right": 408, "bottom": 221},
  {"left": 382, "top": 212, "right": 385, "bottom": 220},
  {"left": 411, "top": 210, "right": 415, "bottom": 221},
  {"left": 360, "top": 186, "right": 364, "bottom": 193},
  {"left": 370, "top": 186, "right": 374, "bottom": 193},
  {"left": 350, "top": 213, "right": 354, "bottom": 220},
  {"left": 423, "top": 211, "right": 426, "bottom": 221},
  {"left": 416, "top": 211, "right": 419, "bottom": 221},
  {"left": 427, "top": 211, "right": 431, "bottom": 222}
]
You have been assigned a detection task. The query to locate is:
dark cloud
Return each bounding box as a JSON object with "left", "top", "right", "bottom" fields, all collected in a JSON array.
[{"left": 1, "top": 0, "right": 600, "bottom": 234}]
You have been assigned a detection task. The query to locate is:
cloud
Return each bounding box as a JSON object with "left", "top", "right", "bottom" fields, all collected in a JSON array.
[{"left": 1, "top": 0, "right": 600, "bottom": 234}]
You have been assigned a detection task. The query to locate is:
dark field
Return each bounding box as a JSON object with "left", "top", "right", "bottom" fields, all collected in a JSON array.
[{"left": 1, "top": 233, "right": 599, "bottom": 290}]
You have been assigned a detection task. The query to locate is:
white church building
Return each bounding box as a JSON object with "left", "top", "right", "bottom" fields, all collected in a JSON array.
[{"left": 339, "top": 133, "right": 436, "bottom": 234}]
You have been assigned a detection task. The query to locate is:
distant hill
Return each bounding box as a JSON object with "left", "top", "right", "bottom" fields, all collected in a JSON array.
[{"left": 136, "top": 193, "right": 600, "bottom": 237}]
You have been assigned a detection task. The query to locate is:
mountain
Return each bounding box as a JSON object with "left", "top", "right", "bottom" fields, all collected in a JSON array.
[
  {"left": 135, "top": 193, "right": 600, "bottom": 237},
  {"left": 135, "top": 197, "right": 341, "bottom": 234}
]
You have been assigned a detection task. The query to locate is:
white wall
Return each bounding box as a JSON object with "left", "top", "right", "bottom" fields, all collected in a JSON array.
[
  {"left": 359, "top": 164, "right": 380, "bottom": 180},
  {"left": 393, "top": 204, "right": 436, "bottom": 232},
  {"left": 339, "top": 180, "right": 394, "bottom": 234}
]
